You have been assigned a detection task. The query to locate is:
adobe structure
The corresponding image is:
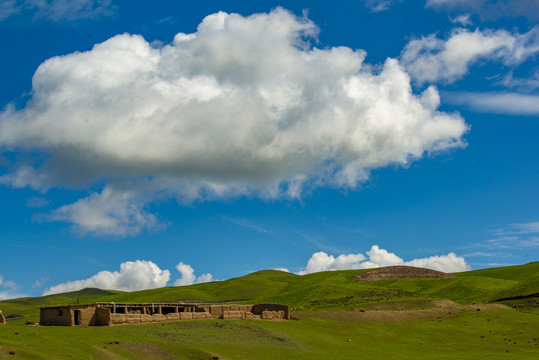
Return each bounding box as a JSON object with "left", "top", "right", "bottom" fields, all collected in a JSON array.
[
  {"left": 39, "top": 302, "right": 289, "bottom": 326},
  {"left": 0, "top": 310, "right": 5, "bottom": 324}
]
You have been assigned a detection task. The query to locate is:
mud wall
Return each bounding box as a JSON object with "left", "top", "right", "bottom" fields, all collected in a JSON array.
[
  {"left": 40, "top": 305, "right": 98, "bottom": 326},
  {"left": 200, "top": 304, "right": 289, "bottom": 320},
  {"left": 109, "top": 311, "right": 212, "bottom": 325},
  {"left": 96, "top": 307, "right": 111, "bottom": 326},
  {"left": 40, "top": 303, "right": 290, "bottom": 326},
  {"left": 40, "top": 308, "right": 73, "bottom": 326},
  {"left": 202, "top": 304, "right": 255, "bottom": 319},
  {"left": 0, "top": 311, "right": 5, "bottom": 324},
  {"left": 78, "top": 306, "right": 98, "bottom": 326},
  {"left": 252, "top": 303, "right": 290, "bottom": 320}
]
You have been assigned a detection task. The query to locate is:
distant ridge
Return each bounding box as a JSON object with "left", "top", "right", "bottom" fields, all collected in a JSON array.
[{"left": 356, "top": 266, "right": 455, "bottom": 281}]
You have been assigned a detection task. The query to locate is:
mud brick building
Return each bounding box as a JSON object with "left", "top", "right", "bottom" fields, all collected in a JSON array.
[{"left": 39, "top": 302, "right": 289, "bottom": 326}]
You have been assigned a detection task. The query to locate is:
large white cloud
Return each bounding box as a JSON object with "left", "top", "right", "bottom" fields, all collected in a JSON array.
[
  {"left": 0, "top": 8, "right": 468, "bottom": 235},
  {"left": 43, "top": 260, "right": 171, "bottom": 295},
  {"left": 401, "top": 26, "right": 539, "bottom": 84},
  {"left": 298, "top": 245, "right": 470, "bottom": 274}
]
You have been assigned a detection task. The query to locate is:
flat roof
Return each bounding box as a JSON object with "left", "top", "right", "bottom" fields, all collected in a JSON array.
[{"left": 39, "top": 301, "right": 244, "bottom": 309}]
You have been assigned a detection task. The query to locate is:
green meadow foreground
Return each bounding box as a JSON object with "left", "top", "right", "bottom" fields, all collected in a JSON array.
[{"left": 1, "top": 263, "right": 538, "bottom": 359}]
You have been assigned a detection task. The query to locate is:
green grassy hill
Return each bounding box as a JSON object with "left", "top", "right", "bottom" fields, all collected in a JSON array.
[
  {"left": 2, "top": 262, "right": 537, "bottom": 317},
  {"left": 1, "top": 263, "right": 538, "bottom": 359}
]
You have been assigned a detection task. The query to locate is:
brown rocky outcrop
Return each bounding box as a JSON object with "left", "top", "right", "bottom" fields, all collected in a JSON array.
[{"left": 356, "top": 266, "right": 455, "bottom": 281}]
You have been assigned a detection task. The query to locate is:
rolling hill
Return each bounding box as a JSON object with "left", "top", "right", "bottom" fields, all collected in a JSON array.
[
  {"left": 1, "top": 262, "right": 537, "bottom": 317},
  {"left": 0, "top": 263, "right": 538, "bottom": 359}
]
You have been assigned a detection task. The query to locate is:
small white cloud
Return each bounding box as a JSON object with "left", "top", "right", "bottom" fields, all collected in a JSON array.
[
  {"left": 174, "top": 262, "right": 214, "bottom": 286},
  {"left": 0, "top": 0, "right": 20, "bottom": 21},
  {"left": 363, "top": 0, "right": 402, "bottom": 12},
  {"left": 366, "top": 245, "right": 405, "bottom": 267},
  {"left": 33, "top": 276, "right": 50, "bottom": 288},
  {"left": 174, "top": 262, "right": 196, "bottom": 286},
  {"left": 450, "top": 13, "right": 472, "bottom": 26},
  {"left": 298, "top": 251, "right": 367, "bottom": 274},
  {"left": 26, "top": 196, "right": 50, "bottom": 208},
  {"left": 502, "top": 69, "right": 539, "bottom": 90},
  {"left": 43, "top": 260, "right": 171, "bottom": 295},
  {"left": 0, "top": 275, "right": 17, "bottom": 289},
  {"left": 473, "top": 221, "right": 539, "bottom": 251},
  {"left": 0, "top": 275, "right": 24, "bottom": 300},
  {"left": 46, "top": 186, "right": 163, "bottom": 237},
  {"left": 2, "top": 280, "right": 16, "bottom": 288},
  {"left": 299, "top": 245, "right": 470, "bottom": 274},
  {"left": 509, "top": 222, "right": 539, "bottom": 234},
  {"left": 0, "top": 291, "right": 25, "bottom": 301},
  {"left": 484, "top": 237, "right": 539, "bottom": 249},
  {"left": 195, "top": 273, "right": 214, "bottom": 284},
  {"left": 274, "top": 268, "right": 290, "bottom": 273},
  {"left": 462, "top": 251, "right": 509, "bottom": 258},
  {"left": 220, "top": 216, "right": 271, "bottom": 235},
  {"left": 0, "top": 164, "right": 50, "bottom": 191},
  {"left": 443, "top": 91, "right": 539, "bottom": 116},
  {"left": 426, "top": 0, "right": 539, "bottom": 21},
  {"left": 406, "top": 252, "right": 469, "bottom": 272},
  {"left": 401, "top": 26, "right": 539, "bottom": 84},
  {"left": 1, "top": 0, "right": 115, "bottom": 22}
]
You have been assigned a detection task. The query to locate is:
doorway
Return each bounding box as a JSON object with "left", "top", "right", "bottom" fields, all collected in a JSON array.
[{"left": 74, "top": 310, "right": 80, "bottom": 325}]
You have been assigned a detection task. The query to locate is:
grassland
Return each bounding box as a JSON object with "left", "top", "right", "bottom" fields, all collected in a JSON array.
[{"left": 1, "top": 262, "right": 538, "bottom": 359}]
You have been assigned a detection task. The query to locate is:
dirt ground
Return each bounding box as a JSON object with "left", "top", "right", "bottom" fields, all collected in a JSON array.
[
  {"left": 293, "top": 300, "right": 509, "bottom": 322},
  {"left": 356, "top": 266, "right": 455, "bottom": 281}
]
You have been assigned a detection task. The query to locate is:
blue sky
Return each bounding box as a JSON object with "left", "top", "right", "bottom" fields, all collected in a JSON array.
[{"left": 0, "top": 0, "right": 538, "bottom": 299}]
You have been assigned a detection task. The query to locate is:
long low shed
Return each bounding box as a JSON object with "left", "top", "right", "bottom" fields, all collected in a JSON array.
[{"left": 39, "top": 302, "right": 289, "bottom": 326}]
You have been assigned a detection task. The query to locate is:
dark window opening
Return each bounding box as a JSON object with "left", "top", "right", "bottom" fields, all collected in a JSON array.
[
  {"left": 58, "top": 310, "right": 63, "bottom": 316},
  {"left": 161, "top": 307, "right": 176, "bottom": 315}
]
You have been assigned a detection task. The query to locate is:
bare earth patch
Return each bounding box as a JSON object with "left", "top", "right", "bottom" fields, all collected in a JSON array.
[
  {"left": 293, "top": 301, "right": 510, "bottom": 323},
  {"left": 356, "top": 266, "right": 455, "bottom": 281},
  {"left": 117, "top": 342, "right": 174, "bottom": 360}
]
